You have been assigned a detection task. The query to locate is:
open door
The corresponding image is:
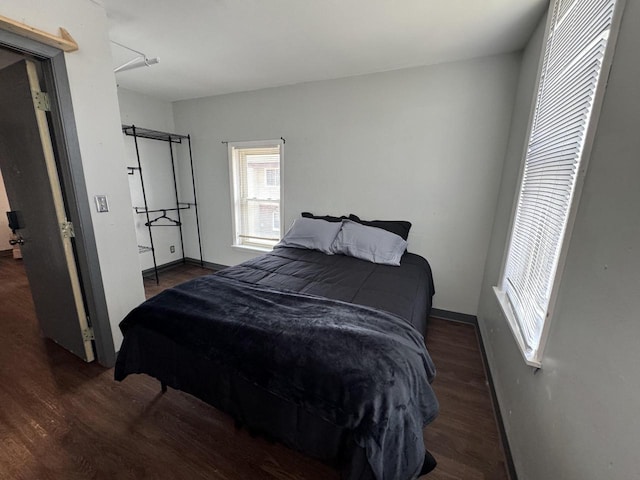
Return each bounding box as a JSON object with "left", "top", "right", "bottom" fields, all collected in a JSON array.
[{"left": 0, "top": 59, "right": 94, "bottom": 362}]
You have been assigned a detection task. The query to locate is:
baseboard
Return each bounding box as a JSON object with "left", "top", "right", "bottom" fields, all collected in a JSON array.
[
  {"left": 184, "top": 257, "right": 228, "bottom": 271},
  {"left": 141, "top": 259, "right": 186, "bottom": 276},
  {"left": 430, "top": 308, "right": 478, "bottom": 326},
  {"left": 141, "top": 257, "right": 228, "bottom": 277},
  {"left": 474, "top": 324, "right": 518, "bottom": 480}
]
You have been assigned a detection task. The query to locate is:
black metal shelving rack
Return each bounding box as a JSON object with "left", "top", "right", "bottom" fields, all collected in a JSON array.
[{"left": 123, "top": 124, "right": 204, "bottom": 284}]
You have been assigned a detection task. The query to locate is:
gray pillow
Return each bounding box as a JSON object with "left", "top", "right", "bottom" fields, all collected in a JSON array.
[
  {"left": 332, "top": 219, "right": 408, "bottom": 266},
  {"left": 275, "top": 217, "right": 342, "bottom": 254}
]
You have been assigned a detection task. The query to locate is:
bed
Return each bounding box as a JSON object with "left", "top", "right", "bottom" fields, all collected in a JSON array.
[{"left": 115, "top": 216, "right": 438, "bottom": 480}]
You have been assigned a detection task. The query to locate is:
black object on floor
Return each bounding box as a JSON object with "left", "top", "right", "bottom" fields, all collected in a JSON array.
[{"left": 420, "top": 449, "right": 437, "bottom": 476}]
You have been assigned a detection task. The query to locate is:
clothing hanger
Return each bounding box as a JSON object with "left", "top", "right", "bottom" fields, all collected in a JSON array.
[{"left": 145, "top": 209, "right": 181, "bottom": 227}]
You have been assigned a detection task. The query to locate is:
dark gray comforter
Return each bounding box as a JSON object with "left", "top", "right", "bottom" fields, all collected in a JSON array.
[{"left": 217, "top": 246, "right": 435, "bottom": 335}]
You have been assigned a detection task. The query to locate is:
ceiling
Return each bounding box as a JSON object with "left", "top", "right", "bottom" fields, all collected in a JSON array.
[{"left": 103, "top": 0, "right": 547, "bottom": 102}]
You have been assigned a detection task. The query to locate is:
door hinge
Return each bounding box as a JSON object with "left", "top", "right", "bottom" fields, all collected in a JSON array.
[
  {"left": 82, "top": 326, "right": 95, "bottom": 342},
  {"left": 33, "top": 91, "right": 51, "bottom": 112},
  {"left": 60, "top": 221, "right": 75, "bottom": 238}
]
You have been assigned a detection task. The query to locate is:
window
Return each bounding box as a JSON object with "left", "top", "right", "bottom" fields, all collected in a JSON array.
[
  {"left": 265, "top": 168, "right": 280, "bottom": 187},
  {"left": 229, "top": 140, "right": 283, "bottom": 250},
  {"left": 494, "top": 0, "right": 619, "bottom": 367}
]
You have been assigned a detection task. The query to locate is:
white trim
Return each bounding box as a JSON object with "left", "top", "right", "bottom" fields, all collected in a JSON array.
[
  {"left": 278, "top": 142, "right": 285, "bottom": 241},
  {"left": 227, "top": 142, "right": 238, "bottom": 248},
  {"left": 231, "top": 244, "right": 273, "bottom": 254},
  {"left": 494, "top": 287, "right": 542, "bottom": 368},
  {"left": 227, "top": 138, "right": 284, "bottom": 248}
]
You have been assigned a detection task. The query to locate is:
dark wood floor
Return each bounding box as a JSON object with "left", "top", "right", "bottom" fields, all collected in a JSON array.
[{"left": 0, "top": 257, "right": 509, "bottom": 479}]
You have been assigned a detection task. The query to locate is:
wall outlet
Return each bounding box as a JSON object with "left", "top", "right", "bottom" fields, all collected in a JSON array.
[{"left": 170, "top": 245, "right": 175, "bottom": 253}]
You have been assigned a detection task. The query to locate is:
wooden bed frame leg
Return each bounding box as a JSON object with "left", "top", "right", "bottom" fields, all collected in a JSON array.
[{"left": 160, "top": 381, "right": 167, "bottom": 394}]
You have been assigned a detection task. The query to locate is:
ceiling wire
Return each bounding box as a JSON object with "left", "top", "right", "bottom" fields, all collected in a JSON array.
[
  {"left": 111, "top": 40, "right": 145, "bottom": 56},
  {"left": 111, "top": 40, "right": 159, "bottom": 73}
]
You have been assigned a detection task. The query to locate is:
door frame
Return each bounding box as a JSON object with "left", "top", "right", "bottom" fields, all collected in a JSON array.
[{"left": 0, "top": 29, "right": 115, "bottom": 366}]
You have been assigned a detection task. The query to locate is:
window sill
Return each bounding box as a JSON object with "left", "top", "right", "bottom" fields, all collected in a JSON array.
[
  {"left": 231, "top": 244, "right": 274, "bottom": 254},
  {"left": 492, "top": 286, "right": 542, "bottom": 369}
]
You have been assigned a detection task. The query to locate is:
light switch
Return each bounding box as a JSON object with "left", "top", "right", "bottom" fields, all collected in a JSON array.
[{"left": 95, "top": 195, "right": 109, "bottom": 213}]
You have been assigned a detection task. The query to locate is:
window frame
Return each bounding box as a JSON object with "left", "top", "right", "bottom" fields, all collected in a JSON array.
[
  {"left": 272, "top": 207, "right": 281, "bottom": 232},
  {"left": 493, "top": 0, "right": 625, "bottom": 368},
  {"left": 228, "top": 139, "right": 284, "bottom": 252}
]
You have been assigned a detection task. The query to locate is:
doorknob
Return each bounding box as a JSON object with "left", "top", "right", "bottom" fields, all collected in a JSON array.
[{"left": 9, "top": 237, "right": 24, "bottom": 246}]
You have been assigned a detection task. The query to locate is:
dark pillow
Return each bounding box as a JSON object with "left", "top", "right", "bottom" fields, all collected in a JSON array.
[
  {"left": 348, "top": 214, "right": 412, "bottom": 240},
  {"left": 301, "top": 212, "right": 348, "bottom": 223}
]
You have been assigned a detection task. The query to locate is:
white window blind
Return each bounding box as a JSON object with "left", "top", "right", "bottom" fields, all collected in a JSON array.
[
  {"left": 497, "top": 0, "right": 617, "bottom": 364},
  {"left": 229, "top": 141, "right": 282, "bottom": 249}
]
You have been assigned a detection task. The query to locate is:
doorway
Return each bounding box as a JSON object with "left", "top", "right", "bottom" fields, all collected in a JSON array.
[
  {"left": 0, "top": 48, "right": 21, "bottom": 256},
  {"left": 0, "top": 33, "right": 115, "bottom": 366}
]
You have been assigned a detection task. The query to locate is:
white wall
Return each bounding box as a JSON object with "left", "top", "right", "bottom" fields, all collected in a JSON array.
[
  {"left": 477, "top": 2, "right": 640, "bottom": 478},
  {"left": 0, "top": 169, "right": 10, "bottom": 250},
  {"left": 2, "top": 0, "right": 145, "bottom": 350},
  {"left": 173, "top": 54, "right": 520, "bottom": 315},
  {"left": 117, "top": 87, "right": 185, "bottom": 270}
]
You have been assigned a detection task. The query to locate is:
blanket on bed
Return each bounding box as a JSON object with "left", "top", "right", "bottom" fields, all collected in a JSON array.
[{"left": 115, "top": 275, "right": 438, "bottom": 480}]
